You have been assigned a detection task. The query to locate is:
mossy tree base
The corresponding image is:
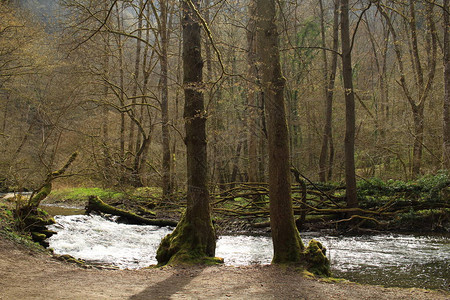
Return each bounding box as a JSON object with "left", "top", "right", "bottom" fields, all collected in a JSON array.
[
  {"left": 156, "top": 213, "right": 221, "bottom": 266},
  {"left": 271, "top": 230, "right": 304, "bottom": 264},
  {"left": 271, "top": 238, "right": 331, "bottom": 277}
]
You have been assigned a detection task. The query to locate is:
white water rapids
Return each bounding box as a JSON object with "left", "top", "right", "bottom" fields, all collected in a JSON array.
[{"left": 47, "top": 214, "right": 450, "bottom": 290}]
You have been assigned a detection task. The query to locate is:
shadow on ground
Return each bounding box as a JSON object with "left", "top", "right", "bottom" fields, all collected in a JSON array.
[{"left": 129, "top": 267, "right": 204, "bottom": 300}]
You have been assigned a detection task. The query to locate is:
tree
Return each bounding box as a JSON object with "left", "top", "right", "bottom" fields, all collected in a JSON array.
[
  {"left": 246, "top": 0, "right": 267, "bottom": 190},
  {"left": 318, "top": 0, "right": 339, "bottom": 182},
  {"left": 256, "top": 0, "right": 304, "bottom": 263},
  {"left": 376, "top": 0, "right": 437, "bottom": 177},
  {"left": 444, "top": 0, "right": 450, "bottom": 170},
  {"left": 159, "top": 0, "right": 172, "bottom": 198},
  {"left": 247, "top": 0, "right": 259, "bottom": 184},
  {"left": 340, "top": 0, "right": 357, "bottom": 209},
  {"left": 156, "top": 0, "right": 217, "bottom": 265}
]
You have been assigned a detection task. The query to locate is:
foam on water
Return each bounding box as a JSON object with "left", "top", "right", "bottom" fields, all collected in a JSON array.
[
  {"left": 47, "top": 214, "right": 449, "bottom": 290},
  {"left": 48, "top": 214, "right": 172, "bottom": 269}
]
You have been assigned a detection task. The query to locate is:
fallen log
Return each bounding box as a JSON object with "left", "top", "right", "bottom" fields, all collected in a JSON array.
[
  {"left": 252, "top": 214, "right": 339, "bottom": 229},
  {"left": 86, "top": 196, "right": 177, "bottom": 227}
]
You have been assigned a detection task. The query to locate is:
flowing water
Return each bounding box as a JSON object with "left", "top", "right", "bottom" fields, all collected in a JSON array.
[{"left": 47, "top": 213, "right": 450, "bottom": 291}]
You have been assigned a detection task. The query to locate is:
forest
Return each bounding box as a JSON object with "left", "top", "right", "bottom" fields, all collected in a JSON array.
[
  {"left": 0, "top": 0, "right": 448, "bottom": 191},
  {"left": 0, "top": 0, "right": 449, "bottom": 295}
]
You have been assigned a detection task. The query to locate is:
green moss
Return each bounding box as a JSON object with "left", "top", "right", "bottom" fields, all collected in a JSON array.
[
  {"left": 31, "top": 231, "right": 47, "bottom": 242},
  {"left": 302, "top": 239, "right": 331, "bottom": 277},
  {"left": 0, "top": 228, "right": 45, "bottom": 252},
  {"left": 36, "top": 207, "right": 50, "bottom": 216},
  {"left": 132, "top": 187, "right": 162, "bottom": 199},
  {"left": 23, "top": 215, "right": 55, "bottom": 228},
  {"left": 392, "top": 208, "right": 450, "bottom": 231},
  {"left": 55, "top": 254, "right": 86, "bottom": 266},
  {"left": 86, "top": 196, "right": 177, "bottom": 226},
  {"left": 156, "top": 213, "right": 218, "bottom": 266},
  {"left": 40, "top": 229, "right": 57, "bottom": 238},
  {"left": 137, "top": 205, "right": 156, "bottom": 216},
  {"left": 29, "top": 183, "right": 52, "bottom": 207},
  {"left": 301, "top": 270, "right": 315, "bottom": 278},
  {"left": 272, "top": 234, "right": 305, "bottom": 264},
  {"left": 46, "top": 187, "right": 125, "bottom": 205},
  {"left": 319, "top": 277, "right": 350, "bottom": 283}
]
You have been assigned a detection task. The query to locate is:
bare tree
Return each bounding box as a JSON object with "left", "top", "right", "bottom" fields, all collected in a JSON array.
[
  {"left": 340, "top": 0, "right": 357, "bottom": 209},
  {"left": 256, "top": 0, "right": 303, "bottom": 263},
  {"left": 376, "top": 0, "right": 437, "bottom": 177},
  {"left": 159, "top": 0, "right": 173, "bottom": 198},
  {"left": 156, "top": 0, "right": 216, "bottom": 265},
  {"left": 318, "top": 0, "right": 339, "bottom": 182},
  {"left": 444, "top": 0, "right": 450, "bottom": 169}
]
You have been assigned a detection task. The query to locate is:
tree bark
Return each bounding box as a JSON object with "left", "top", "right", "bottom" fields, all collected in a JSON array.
[
  {"left": 101, "top": 0, "right": 111, "bottom": 184},
  {"left": 340, "top": 0, "right": 357, "bottom": 209},
  {"left": 256, "top": 0, "right": 304, "bottom": 264},
  {"left": 443, "top": 0, "right": 450, "bottom": 169},
  {"left": 156, "top": 0, "right": 216, "bottom": 266},
  {"left": 160, "top": 0, "right": 172, "bottom": 198},
  {"left": 247, "top": 0, "right": 258, "bottom": 184},
  {"left": 318, "top": 0, "right": 339, "bottom": 182},
  {"left": 127, "top": 0, "right": 144, "bottom": 155},
  {"left": 114, "top": 2, "right": 125, "bottom": 160}
]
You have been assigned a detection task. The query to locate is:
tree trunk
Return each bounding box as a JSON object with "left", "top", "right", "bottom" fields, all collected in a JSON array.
[
  {"left": 160, "top": 0, "right": 172, "bottom": 198},
  {"left": 256, "top": 0, "right": 304, "bottom": 264},
  {"left": 340, "top": 0, "right": 357, "bottom": 209},
  {"left": 408, "top": 0, "right": 423, "bottom": 177},
  {"left": 247, "top": 0, "right": 258, "bottom": 183},
  {"left": 443, "top": 0, "right": 450, "bottom": 170},
  {"left": 101, "top": 0, "right": 111, "bottom": 184},
  {"left": 365, "top": 13, "right": 391, "bottom": 172},
  {"left": 376, "top": 2, "right": 436, "bottom": 178},
  {"left": 412, "top": 105, "right": 424, "bottom": 176},
  {"left": 318, "top": 0, "right": 339, "bottom": 182},
  {"left": 114, "top": 2, "right": 125, "bottom": 160},
  {"left": 156, "top": 0, "right": 216, "bottom": 266},
  {"left": 128, "top": 0, "right": 144, "bottom": 155}
]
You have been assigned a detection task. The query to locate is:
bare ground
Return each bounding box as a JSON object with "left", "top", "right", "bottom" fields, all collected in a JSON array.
[{"left": 0, "top": 237, "right": 448, "bottom": 300}]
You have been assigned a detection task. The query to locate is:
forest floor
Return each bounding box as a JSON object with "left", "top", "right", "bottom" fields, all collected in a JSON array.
[{"left": 1, "top": 236, "right": 449, "bottom": 300}]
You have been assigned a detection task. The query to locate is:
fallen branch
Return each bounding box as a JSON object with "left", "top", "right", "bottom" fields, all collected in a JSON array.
[{"left": 86, "top": 196, "right": 177, "bottom": 227}]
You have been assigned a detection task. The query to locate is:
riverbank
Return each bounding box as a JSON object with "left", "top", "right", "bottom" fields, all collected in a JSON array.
[
  {"left": 0, "top": 235, "right": 448, "bottom": 300},
  {"left": 39, "top": 179, "right": 450, "bottom": 234}
]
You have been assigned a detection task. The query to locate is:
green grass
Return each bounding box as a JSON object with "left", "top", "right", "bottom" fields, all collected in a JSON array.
[
  {"left": 44, "top": 186, "right": 166, "bottom": 207},
  {"left": 45, "top": 187, "right": 125, "bottom": 205}
]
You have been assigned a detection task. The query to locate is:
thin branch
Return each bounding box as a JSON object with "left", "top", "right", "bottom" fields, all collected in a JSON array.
[{"left": 70, "top": 0, "right": 118, "bottom": 53}]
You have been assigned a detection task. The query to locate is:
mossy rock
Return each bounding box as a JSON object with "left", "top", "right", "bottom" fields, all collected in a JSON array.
[
  {"left": 302, "top": 239, "right": 331, "bottom": 277},
  {"left": 31, "top": 231, "right": 47, "bottom": 242},
  {"left": 40, "top": 229, "right": 57, "bottom": 238},
  {"left": 31, "top": 231, "right": 49, "bottom": 247},
  {"left": 55, "top": 254, "right": 85, "bottom": 266}
]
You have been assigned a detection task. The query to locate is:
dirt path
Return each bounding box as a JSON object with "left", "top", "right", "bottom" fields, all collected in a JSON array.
[{"left": 0, "top": 237, "right": 448, "bottom": 300}]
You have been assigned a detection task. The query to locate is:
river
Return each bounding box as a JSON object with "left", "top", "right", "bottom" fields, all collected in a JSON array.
[{"left": 46, "top": 212, "right": 449, "bottom": 291}]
